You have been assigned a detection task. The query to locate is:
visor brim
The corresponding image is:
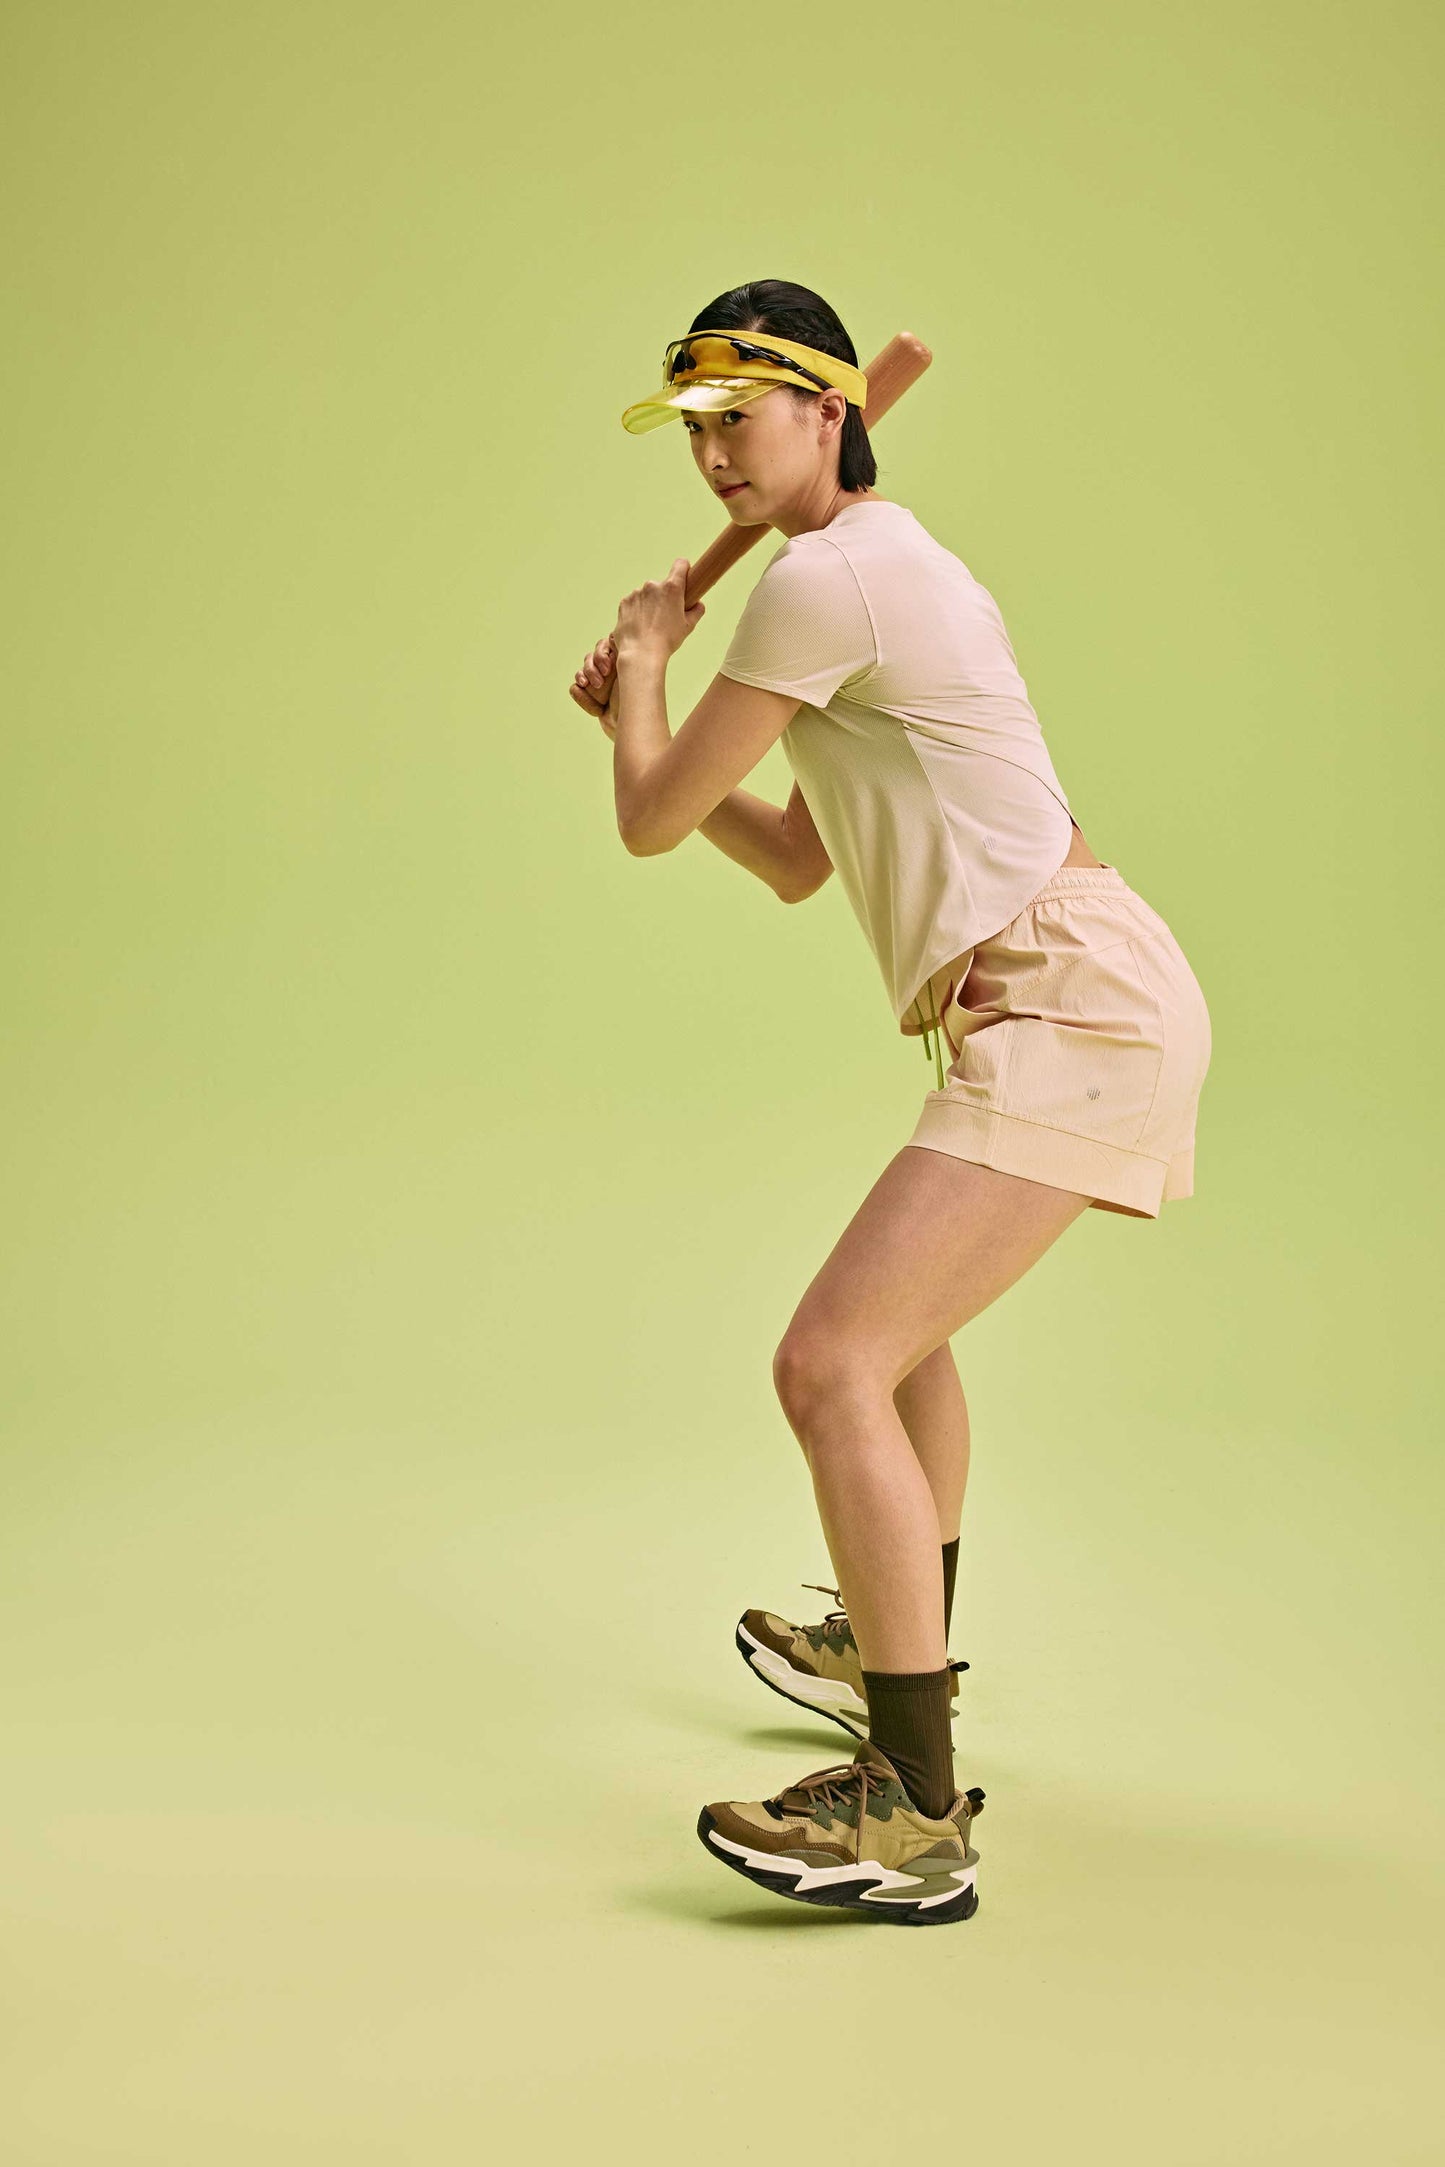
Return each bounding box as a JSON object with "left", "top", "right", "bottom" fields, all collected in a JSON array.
[{"left": 620, "top": 377, "right": 785, "bottom": 435}]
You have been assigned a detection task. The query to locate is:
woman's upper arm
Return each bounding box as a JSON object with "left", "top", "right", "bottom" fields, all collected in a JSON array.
[{"left": 623, "top": 670, "right": 801, "bottom": 856}]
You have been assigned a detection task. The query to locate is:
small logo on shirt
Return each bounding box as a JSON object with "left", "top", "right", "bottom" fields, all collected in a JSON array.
[{"left": 1086, "top": 1085, "right": 1101, "bottom": 1100}]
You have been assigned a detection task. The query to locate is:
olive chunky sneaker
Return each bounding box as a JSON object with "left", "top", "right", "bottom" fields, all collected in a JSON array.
[
  {"left": 697, "top": 1733, "right": 985, "bottom": 1925},
  {"left": 736, "top": 1583, "right": 968, "bottom": 1741}
]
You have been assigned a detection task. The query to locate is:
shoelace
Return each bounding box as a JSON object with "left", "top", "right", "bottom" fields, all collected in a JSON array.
[
  {"left": 770, "top": 1756, "right": 986, "bottom": 1832},
  {"left": 799, "top": 1582, "right": 969, "bottom": 1674},
  {"left": 799, "top": 1582, "right": 855, "bottom": 1650},
  {"left": 800, "top": 1579, "right": 848, "bottom": 1620},
  {"left": 771, "top": 1757, "right": 894, "bottom": 1826}
]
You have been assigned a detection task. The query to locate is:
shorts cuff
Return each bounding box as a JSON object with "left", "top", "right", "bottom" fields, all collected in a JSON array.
[{"left": 904, "top": 1096, "right": 1181, "bottom": 1220}]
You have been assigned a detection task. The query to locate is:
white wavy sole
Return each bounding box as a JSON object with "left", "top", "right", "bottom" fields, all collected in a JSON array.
[
  {"left": 737, "top": 1619, "right": 959, "bottom": 1735},
  {"left": 705, "top": 1825, "right": 979, "bottom": 1908},
  {"left": 738, "top": 1620, "right": 870, "bottom": 1723}
]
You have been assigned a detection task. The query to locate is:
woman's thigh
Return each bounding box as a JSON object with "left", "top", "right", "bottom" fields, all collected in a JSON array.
[{"left": 778, "top": 1145, "right": 1092, "bottom": 1391}]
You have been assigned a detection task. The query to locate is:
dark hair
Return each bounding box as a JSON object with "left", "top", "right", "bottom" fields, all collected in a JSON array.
[{"left": 686, "top": 279, "right": 878, "bottom": 493}]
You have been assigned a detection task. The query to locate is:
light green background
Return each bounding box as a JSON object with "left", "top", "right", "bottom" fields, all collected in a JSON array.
[{"left": 3, "top": 2, "right": 1440, "bottom": 2159}]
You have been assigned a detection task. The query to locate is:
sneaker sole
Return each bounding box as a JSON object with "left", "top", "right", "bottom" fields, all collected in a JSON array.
[
  {"left": 734, "top": 1620, "right": 962, "bottom": 1739},
  {"left": 696, "top": 1808, "right": 980, "bottom": 1926},
  {"left": 735, "top": 1620, "right": 871, "bottom": 1739}
]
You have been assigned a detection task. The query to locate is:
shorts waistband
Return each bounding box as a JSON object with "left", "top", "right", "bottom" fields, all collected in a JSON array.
[{"left": 1033, "top": 863, "right": 1128, "bottom": 895}]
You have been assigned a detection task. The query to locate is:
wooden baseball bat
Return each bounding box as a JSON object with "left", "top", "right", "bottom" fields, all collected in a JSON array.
[{"left": 571, "top": 331, "right": 933, "bottom": 715}]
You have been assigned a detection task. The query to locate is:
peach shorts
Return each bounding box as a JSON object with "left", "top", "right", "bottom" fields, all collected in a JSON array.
[{"left": 903, "top": 864, "right": 1213, "bottom": 1220}]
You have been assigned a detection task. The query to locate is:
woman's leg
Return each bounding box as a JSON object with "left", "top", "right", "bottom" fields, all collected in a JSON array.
[
  {"left": 773, "top": 1144, "right": 1092, "bottom": 1676},
  {"left": 894, "top": 1340, "right": 970, "bottom": 1544}
]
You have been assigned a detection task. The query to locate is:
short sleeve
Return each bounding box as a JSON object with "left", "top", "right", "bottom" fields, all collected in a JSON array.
[{"left": 718, "top": 538, "right": 877, "bottom": 707}]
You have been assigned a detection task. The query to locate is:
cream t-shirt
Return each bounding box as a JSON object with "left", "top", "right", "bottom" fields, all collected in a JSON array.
[{"left": 718, "top": 498, "right": 1076, "bottom": 1039}]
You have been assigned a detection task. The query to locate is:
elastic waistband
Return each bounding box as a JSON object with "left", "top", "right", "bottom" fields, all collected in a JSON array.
[{"left": 1033, "top": 863, "right": 1129, "bottom": 895}]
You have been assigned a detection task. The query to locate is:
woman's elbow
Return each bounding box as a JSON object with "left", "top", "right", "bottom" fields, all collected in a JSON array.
[
  {"left": 619, "top": 811, "right": 681, "bottom": 858},
  {"left": 781, "top": 861, "right": 834, "bottom": 904}
]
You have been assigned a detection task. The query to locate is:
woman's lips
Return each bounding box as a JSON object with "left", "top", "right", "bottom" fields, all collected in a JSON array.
[{"left": 717, "top": 483, "right": 748, "bottom": 497}]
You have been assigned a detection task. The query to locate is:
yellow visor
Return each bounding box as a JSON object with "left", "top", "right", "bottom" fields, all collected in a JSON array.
[{"left": 621, "top": 330, "right": 868, "bottom": 435}]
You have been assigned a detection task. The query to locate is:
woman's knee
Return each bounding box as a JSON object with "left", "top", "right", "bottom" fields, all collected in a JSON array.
[{"left": 771, "top": 1330, "right": 881, "bottom": 1435}]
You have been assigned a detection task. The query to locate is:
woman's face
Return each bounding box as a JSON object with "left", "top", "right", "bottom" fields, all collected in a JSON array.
[{"left": 682, "top": 385, "right": 847, "bottom": 524}]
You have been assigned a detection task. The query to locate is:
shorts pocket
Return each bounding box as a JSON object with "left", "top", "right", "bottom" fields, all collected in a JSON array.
[
  {"left": 931, "top": 1007, "right": 1018, "bottom": 1116},
  {"left": 944, "top": 937, "right": 1168, "bottom": 1154},
  {"left": 992, "top": 1010, "right": 1167, "bottom": 1152}
]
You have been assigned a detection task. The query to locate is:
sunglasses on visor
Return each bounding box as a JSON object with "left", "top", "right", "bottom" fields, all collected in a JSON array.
[{"left": 663, "top": 335, "right": 835, "bottom": 394}]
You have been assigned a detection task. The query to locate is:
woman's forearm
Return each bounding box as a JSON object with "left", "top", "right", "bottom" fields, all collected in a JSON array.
[{"left": 697, "top": 787, "right": 802, "bottom": 901}]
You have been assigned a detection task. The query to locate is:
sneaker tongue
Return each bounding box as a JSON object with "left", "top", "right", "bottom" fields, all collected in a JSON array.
[
  {"left": 852, "top": 1735, "right": 963, "bottom": 1820},
  {"left": 851, "top": 1734, "right": 903, "bottom": 1782}
]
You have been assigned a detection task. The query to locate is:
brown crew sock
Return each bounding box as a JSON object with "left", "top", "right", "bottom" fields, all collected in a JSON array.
[
  {"left": 941, "top": 1537, "right": 960, "bottom": 1641},
  {"left": 861, "top": 1667, "right": 958, "bottom": 1819}
]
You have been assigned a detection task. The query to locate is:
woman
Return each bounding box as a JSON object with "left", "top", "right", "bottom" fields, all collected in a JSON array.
[{"left": 572, "top": 280, "right": 1213, "bottom": 1927}]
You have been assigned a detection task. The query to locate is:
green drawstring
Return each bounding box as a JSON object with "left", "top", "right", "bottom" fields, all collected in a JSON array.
[{"left": 912, "top": 977, "right": 948, "bottom": 1090}]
